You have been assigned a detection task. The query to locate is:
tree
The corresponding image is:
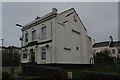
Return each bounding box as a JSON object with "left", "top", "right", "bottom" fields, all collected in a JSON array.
[
  {"left": 94, "top": 49, "right": 113, "bottom": 65},
  {"left": 2, "top": 47, "right": 20, "bottom": 66},
  {"left": 95, "top": 49, "right": 111, "bottom": 58}
]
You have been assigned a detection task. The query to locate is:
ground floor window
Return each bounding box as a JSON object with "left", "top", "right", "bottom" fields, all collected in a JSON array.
[
  {"left": 41, "top": 47, "right": 46, "bottom": 60},
  {"left": 23, "top": 49, "right": 27, "bottom": 59},
  {"left": 112, "top": 49, "right": 115, "bottom": 54},
  {"left": 119, "top": 49, "right": 120, "bottom": 54}
]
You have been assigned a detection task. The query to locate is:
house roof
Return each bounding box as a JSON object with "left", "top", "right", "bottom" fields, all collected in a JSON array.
[
  {"left": 0, "top": 46, "right": 21, "bottom": 49},
  {"left": 22, "top": 10, "right": 57, "bottom": 31},
  {"left": 93, "top": 41, "right": 120, "bottom": 48},
  {"left": 22, "top": 8, "right": 87, "bottom": 31},
  {"left": 59, "top": 8, "right": 87, "bottom": 31}
]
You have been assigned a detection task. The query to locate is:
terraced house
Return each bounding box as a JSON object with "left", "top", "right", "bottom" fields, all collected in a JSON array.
[
  {"left": 20, "top": 8, "right": 92, "bottom": 64},
  {"left": 93, "top": 36, "right": 120, "bottom": 58}
]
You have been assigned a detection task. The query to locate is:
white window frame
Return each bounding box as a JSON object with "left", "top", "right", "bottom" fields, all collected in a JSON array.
[
  {"left": 23, "top": 49, "right": 27, "bottom": 59},
  {"left": 41, "top": 47, "right": 46, "bottom": 60},
  {"left": 25, "top": 33, "right": 28, "bottom": 42},
  {"left": 112, "top": 49, "right": 115, "bottom": 54},
  {"left": 41, "top": 26, "right": 46, "bottom": 40},
  {"left": 32, "top": 30, "right": 36, "bottom": 41}
]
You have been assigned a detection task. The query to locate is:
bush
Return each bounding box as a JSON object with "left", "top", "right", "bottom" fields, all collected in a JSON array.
[
  {"left": 2, "top": 71, "right": 13, "bottom": 80},
  {"left": 95, "top": 49, "right": 111, "bottom": 58}
]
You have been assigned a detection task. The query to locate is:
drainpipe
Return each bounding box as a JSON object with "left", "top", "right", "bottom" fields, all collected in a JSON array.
[
  {"left": 51, "top": 22, "right": 52, "bottom": 63},
  {"left": 52, "top": 8, "right": 58, "bottom": 64}
]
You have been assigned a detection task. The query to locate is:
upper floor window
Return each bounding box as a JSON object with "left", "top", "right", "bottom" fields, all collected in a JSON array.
[
  {"left": 25, "top": 33, "right": 28, "bottom": 42},
  {"left": 41, "top": 26, "right": 46, "bottom": 40},
  {"left": 41, "top": 47, "right": 46, "bottom": 60},
  {"left": 32, "top": 30, "right": 36, "bottom": 41},
  {"left": 76, "top": 47, "right": 79, "bottom": 50},
  {"left": 23, "top": 49, "right": 27, "bottom": 59}
]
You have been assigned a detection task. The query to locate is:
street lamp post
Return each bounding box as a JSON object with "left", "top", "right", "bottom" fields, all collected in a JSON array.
[
  {"left": 16, "top": 24, "right": 23, "bottom": 28},
  {"left": 1, "top": 39, "right": 4, "bottom": 47},
  {"left": 16, "top": 23, "right": 23, "bottom": 75}
]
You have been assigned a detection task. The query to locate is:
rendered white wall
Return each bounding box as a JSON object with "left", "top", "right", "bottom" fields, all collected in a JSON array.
[{"left": 21, "top": 8, "right": 92, "bottom": 64}]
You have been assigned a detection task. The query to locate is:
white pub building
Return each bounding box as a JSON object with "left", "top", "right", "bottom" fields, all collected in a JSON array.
[{"left": 20, "top": 8, "right": 92, "bottom": 64}]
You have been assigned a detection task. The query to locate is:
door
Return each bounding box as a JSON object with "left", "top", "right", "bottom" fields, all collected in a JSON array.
[{"left": 30, "top": 49, "right": 35, "bottom": 62}]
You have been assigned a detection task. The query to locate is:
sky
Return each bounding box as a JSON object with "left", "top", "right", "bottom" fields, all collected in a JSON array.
[
  {"left": 2, "top": 2, "right": 118, "bottom": 47},
  {"left": 118, "top": 2, "right": 120, "bottom": 41},
  {"left": 0, "top": 3, "right": 1, "bottom": 48}
]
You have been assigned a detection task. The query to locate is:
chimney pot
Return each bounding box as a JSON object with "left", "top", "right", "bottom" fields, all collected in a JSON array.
[{"left": 35, "top": 16, "right": 40, "bottom": 20}]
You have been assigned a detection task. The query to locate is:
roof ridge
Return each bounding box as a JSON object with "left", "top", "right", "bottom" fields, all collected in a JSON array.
[
  {"left": 58, "top": 8, "right": 75, "bottom": 15},
  {"left": 93, "top": 41, "right": 120, "bottom": 48}
]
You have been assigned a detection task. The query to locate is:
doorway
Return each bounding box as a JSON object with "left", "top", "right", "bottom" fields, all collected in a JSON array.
[{"left": 30, "top": 49, "right": 35, "bottom": 62}]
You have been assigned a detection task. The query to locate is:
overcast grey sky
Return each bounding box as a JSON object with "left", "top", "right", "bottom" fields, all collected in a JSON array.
[
  {"left": 0, "top": 1, "right": 1, "bottom": 75},
  {"left": 118, "top": 2, "right": 120, "bottom": 41},
  {"left": 2, "top": 2, "right": 118, "bottom": 47}
]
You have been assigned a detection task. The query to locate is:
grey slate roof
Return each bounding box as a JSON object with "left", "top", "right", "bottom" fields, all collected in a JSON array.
[{"left": 93, "top": 41, "right": 120, "bottom": 48}]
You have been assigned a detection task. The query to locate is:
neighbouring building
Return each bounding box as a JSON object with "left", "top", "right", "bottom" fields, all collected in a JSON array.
[
  {"left": 20, "top": 8, "right": 92, "bottom": 64},
  {"left": 1, "top": 46, "right": 21, "bottom": 77},
  {"left": 1, "top": 46, "right": 21, "bottom": 55},
  {"left": 93, "top": 36, "right": 120, "bottom": 58}
]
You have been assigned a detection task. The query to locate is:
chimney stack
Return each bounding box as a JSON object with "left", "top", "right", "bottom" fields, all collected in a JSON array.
[
  {"left": 35, "top": 16, "right": 40, "bottom": 20},
  {"left": 52, "top": 8, "right": 57, "bottom": 14}
]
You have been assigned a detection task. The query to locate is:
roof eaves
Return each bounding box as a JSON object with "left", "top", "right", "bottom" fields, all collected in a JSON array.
[{"left": 22, "top": 12, "right": 57, "bottom": 31}]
